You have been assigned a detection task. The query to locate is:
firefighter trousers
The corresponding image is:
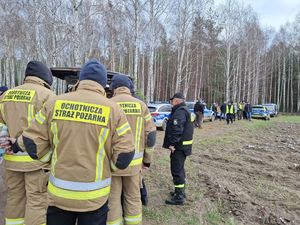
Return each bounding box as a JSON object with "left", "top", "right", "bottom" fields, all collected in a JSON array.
[
  {"left": 107, "top": 173, "right": 142, "bottom": 225},
  {"left": 5, "top": 169, "right": 49, "bottom": 225}
]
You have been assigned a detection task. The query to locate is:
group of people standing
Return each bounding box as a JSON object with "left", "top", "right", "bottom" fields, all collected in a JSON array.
[
  {"left": 0, "top": 59, "right": 197, "bottom": 225},
  {"left": 211, "top": 101, "right": 252, "bottom": 124},
  {"left": 0, "top": 59, "right": 158, "bottom": 225}
]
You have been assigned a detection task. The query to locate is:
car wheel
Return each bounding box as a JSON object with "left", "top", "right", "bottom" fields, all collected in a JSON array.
[{"left": 162, "top": 119, "right": 167, "bottom": 131}]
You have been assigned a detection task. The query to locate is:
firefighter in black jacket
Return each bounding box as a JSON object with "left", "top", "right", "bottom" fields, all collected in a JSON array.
[{"left": 163, "top": 92, "right": 194, "bottom": 205}]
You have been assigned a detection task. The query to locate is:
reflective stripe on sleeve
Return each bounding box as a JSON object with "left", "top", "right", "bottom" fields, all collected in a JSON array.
[
  {"left": 35, "top": 110, "right": 46, "bottom": 124},
  {"left": 5, "top": 218, "right": 25, "bottom": 225},
  {"left": 144, "top": 113, "right": 152, "bottom": 121},
  {"left": 116, "top": 122, "right": 131, "bottom": 136},
  {"left": 129, "top": 152, "right": 144, "bottom": 167},
  {"left": 182, "top": 140, "right": 193, "bottom": 145}
]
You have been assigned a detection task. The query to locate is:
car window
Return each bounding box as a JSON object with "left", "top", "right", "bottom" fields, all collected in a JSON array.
[
  {"left": 186, "top": 103, "right": 194, "bottom": 110},
  {"left": 158, "top": 105, "right": 172, "bottom": 112},
  {"left": 148, "top": 106, "right": 157, "bottom": 113},
  {"left": 264, "top": 105, "right": 274, "bottom": 111}
]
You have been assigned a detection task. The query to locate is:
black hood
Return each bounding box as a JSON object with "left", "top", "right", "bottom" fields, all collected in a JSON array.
[{"left": 25, "top": 61, "right": 53, "bottom": 85}]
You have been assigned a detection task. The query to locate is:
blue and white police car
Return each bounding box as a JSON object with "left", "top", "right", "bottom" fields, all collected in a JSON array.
[{"left": 148, "top": 103, "right": 172, "bottom": 131}]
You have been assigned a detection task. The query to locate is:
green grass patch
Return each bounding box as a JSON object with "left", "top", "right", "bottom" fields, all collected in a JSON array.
[
  {"left": 274, "top": 115, "right": 300, "bottom": 123},
  {"left": 202, "top": 202, "right": 237, "bottom": 225}
]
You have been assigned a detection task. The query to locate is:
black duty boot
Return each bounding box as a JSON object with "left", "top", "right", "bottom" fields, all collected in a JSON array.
[
  {"left": 169, "top": 187, "right": 186, "bottom": 198},
  {"left": 166, "top": 188, "right": 185, "bottom": 205}
]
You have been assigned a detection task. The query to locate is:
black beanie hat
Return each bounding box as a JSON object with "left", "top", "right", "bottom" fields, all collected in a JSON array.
[
  {"left": 111, "top": 74, "right": 131, "bottom": 90},
  {"left": 25, "top": 61, "right": 53, "bottom": 85},
  {"left": 79, "top": 59, "right": 107, "bottom": 88},
  {"left": 128, "top": 78, "right": 135, "bottom": 95}
]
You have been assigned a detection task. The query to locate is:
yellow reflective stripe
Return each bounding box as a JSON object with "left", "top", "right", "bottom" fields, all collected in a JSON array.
[
  {"left": 27, "top": 104, "right": 34, "bottom": 127},
  {"left": 110, "top": 160, "right": 119, "bottom": 172},
  {"left": 107, "top": 217, "right": 123, "bottom": 225},
  {"left": 35, "top": 110, "right": 46, "bottom": 125},
  {"left": 50, "top": 122, "right": 59, "bottom": 176},
  {"left": 124, "top": 213, "right": 142, "bottom": 225},
  {"left": 134, "top": 117, "right": 143, "bottom": 154},
  {"left": 129, "top": 157, "right": 143, "bottom": 166},
  {"left": 175, "top": 184, "right": 185, "bottom": 188},
  {"left": 144, "top": 113, "right": 152, "bottom": 121},
  {"left": 182, "top": 140, "right": 193, "bottom": 145},
  {"left": 48, "top": 181, "right": 110, "bottom": 200},
  {"left": 39, "top": 150, "right": 53, "bottom": 163},
  {"left": 4, "top": 154, "right": 34, "bottom": 162},
  {"left": 95, "top": 128, "right": 109, "bottom": 181},
  {"left": 116, "top": 122, "right": 131, "bottom": 136},
  {"left": 5, "top": 218, "right": 24, "bottom": 225}
]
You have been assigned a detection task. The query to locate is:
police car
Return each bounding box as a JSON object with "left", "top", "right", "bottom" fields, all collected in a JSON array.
[
  {"left": 251, "top": 105, "right": 271, "bottom": 120},
  {"left": 185, "top": 102, "right": 215, "bottom": 122},
  {"left": 147, "top": 103, "right": 172, "bottom": 131}
]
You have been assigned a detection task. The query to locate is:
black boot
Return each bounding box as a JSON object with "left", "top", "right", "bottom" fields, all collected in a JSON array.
[
  {"left": 169, "top": 187, "right": 186, "bottom": 198},
  {"left": 166, "top": 188, "right": 185, "bottom": 205}
]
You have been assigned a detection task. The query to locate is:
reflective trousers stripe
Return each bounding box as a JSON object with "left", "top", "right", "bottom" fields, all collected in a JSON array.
[
  {"left": 175, "top": 184, "right": 185, "bottom": 188},
  {"left": 5, "top": 218, "right": 24, "bottom": 225},
  {"left": 49, "top": 175, "right": 111, "bottom": 191},
  {"left": 48, "top": 181, "right": 110, "bottom": 200},
  {"left": 107, "top": 217, "right": 123, "bottom": 225},
  {"left": 124, "top": 213, "right": 142, "bottom": 225}
]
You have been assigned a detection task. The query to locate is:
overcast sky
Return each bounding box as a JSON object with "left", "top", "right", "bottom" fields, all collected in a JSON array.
[{"left": 215, "top": 0, "right": 300, "bottom": 31}]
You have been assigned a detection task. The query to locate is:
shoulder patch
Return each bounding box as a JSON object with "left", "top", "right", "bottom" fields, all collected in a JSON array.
[{"left": 173, "top": 119, "right": 178, "bottom": 125}]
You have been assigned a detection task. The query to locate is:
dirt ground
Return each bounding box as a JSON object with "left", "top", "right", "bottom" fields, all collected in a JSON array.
[{"left": 0, "top": 115, "right": 299, "bottom": 225}]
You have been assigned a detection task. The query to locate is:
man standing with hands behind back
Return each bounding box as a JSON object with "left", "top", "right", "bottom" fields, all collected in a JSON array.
[{"left": 163, "top": 93, "right": 194, "bottom": 205}]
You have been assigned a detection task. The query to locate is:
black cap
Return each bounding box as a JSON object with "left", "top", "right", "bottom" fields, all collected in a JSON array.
[
  {"left": 25, "top": 61, "right": 53, "bottom": 85},
  {"left": 169, "top": 92, "right": 185, "bottom": 100}
]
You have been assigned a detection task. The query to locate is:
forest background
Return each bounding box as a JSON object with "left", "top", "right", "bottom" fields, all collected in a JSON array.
[{"left": 0, "top": 0, "right": 300, "bottom": 112}]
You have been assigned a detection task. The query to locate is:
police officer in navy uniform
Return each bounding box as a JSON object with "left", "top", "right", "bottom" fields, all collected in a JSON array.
[{"left": 163, "top": 92, "right": 194, "bottom": 205}]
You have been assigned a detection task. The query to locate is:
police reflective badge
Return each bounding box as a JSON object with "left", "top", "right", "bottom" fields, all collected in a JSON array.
[{"left": 173, "top": 119, "right": 178, "bottom": 125}]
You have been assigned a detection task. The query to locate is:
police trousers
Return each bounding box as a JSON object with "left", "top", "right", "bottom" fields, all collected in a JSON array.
[
  {"left": 47, "top": 202, "right": 108, "bottom": 225},
  {"left": 107, "top": 174, "right": 142, "bottom": 225},
  {"left": 5, "top": 169, "right": 49, "bottom": 225},
  {"left": 170, "top": 150, "right": 187, "bottom": 186}
]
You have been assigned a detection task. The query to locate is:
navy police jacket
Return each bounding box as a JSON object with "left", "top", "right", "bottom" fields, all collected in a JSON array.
[{"left": 163, "top": 102, "right": 193, "bottom": 156}]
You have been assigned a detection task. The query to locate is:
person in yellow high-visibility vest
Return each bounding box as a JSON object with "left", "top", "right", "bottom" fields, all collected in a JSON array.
[{"left": 226, "top": 101, "right": 234, "bottom": 124}]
